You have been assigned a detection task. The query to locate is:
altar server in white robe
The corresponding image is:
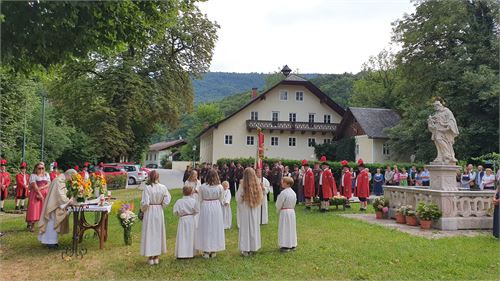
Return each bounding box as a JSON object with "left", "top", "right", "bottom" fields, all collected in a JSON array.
[
  {"left": 38, "top": 169, "right": 77, "bottom": 249},
  {"left": 221, "top": 181, "right": 232, "bottom": 229},
  {"left": 256, "top": 169, "right": 270, "bottom": 225},
  {"left": 173, "top": 186, "right": 199, "bottom": 259},
  {"left": 237, "top": 167, "right": 263, "bottom": 256},
  {"left": 140, "top": 171, "right": 172, "bottom": 265},
  {"left": 276, "top": 176, "right": 297, "bottom": 251},
  {"left": 195, "top": 169, "right": 225, "bottom": 258},
  {"left": 184, "top": 170, "right": 202, "bottom": 228}
]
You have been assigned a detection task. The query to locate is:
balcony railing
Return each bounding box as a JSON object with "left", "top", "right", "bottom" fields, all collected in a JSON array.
[{"left": 246, "top": 120, "right": 339, "bottom": 132}]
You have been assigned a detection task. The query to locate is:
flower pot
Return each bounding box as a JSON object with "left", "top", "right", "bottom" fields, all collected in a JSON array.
[
  {"left": 375, "top": 211, "right": 383, "bottom": 219},
  {"left": 405, "top": 215, "right": 418, "bottom": 226},
  {"left": 395, "top": 213, "right": 406, "bottom": 224},
  {"left": 420, "top": 220, "right": 433, "bottom": 229}
]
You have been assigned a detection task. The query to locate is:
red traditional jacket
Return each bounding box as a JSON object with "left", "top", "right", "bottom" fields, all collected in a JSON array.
[
  {"left": 354, "top": 170, "right": 370, "bottom": 198},
  {"left": 79, "top": 171, "right": 90, "bottom": 182},
  {"left": 0, "top": 171, "right": 11, "bottom": 198},
  {"left": 321, "top": 168, "right": 337, "bottom": 199},
  {"left": 342, "top": 171, "right": 352, "bottom": 199},
  {"left": 303, "top": 168, "right": 315, "bottom": 198},
  {"left": 50, "top": 170, "right": 60, "bottom": 181},
  {"left": 16, "top": 173, "right": 30, "bottom": 197}
]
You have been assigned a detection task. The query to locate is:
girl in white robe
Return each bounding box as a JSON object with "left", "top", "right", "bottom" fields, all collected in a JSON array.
[
  {"left": 276, "top": 177, "right": 297, "bottom": 251},
  {"left": 221, "top": 181, "right": 232, "bottom": 229},
  {"left": 173, "top": 186, "right": 199, "bottom": 259},
  {"left": 260, "top": 176, "right": 270, "bottom": 225},
  {"left": 237, "top": 168, "right": 263, "bottom": 256},
  {"left": 185, "top": 171, "right": 202, "bottom": 228},
  {"left": 140, "top": 171, "right": 172, "bottom": 265},
  {"left": 195, "top": 169, "right": 225, "bottom": 258}
]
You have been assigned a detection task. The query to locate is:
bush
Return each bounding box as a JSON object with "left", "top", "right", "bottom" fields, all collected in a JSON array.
[
  {"left": 314, "top": 137, "right": 355, "bottom": 161},
  {"left": 106, "top": 174, "right": 127, "bottom": 190},
  {"left": 416, "top": 202, "right": 442, "bottom": 221},
  {"left": 216, "top": 157, "right": 424, "bottom": 180}
]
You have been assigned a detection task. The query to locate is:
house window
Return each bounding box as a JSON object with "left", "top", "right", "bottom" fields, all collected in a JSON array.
[
  {"left": 289, "top": 113, "right": 296, "bottom": 122},
  {"left": 383, "top": 143, "right": 390, "bottom": 155},
  {"left": 272, "top": 111, "right": 279, "bottom": 122},
  {"left": 308, "top": 138, "right": 316, "bottom": 147},
  {"left": 308, "top": 113, "right": 315, "bottom": 123},
  {"left": 288, "top": 137, "right": 296, "bottom": 147},
  {"left": 154, "top": 153, "right": 157, "bottom": 161},
  {"left": 279, "top": 91, "right": 288, "bottom": 101},
  {"left": 295, "top": 91, "right": 304, "bottom": 101},
  {"left": 323, "top": 139, "right": 332, "bottom": 144},
  {"left": 271, "top": 137, "right": 279, "bottom": 146},
  {"left": 356, "top": 144, "right": 360, "bottom": 156},
  {"left": 246, "top": 136, "right": 255, "bottom": 146},
  {"left": 250, "top": 111, "right": 258, "bottom": 120},
  {"left": 324, "top": 114, "right": 331, "bottom": 124},
  {"left": 225, "top": 135, "right": 233, "bottom": 145}
]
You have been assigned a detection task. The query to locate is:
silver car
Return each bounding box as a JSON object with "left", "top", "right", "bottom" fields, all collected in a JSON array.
[{"left": 110, "top": 163, "right": 147, "bottom": 185}]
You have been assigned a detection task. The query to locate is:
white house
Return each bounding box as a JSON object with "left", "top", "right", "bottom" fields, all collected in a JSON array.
[
  {"left": 145, "top": 139, "right": 186, "bottom": 167},
  {"left": 334, "top": 107, "right": 401, "bottom": 163},
  {"left": 197, "top": 73, "right": 345, "bottom": 163}
]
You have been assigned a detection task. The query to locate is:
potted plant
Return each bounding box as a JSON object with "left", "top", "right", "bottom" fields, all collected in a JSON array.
[
  {"left": 372, "top": 197, "right": 389, "bottom": 219},
  {"left": 416, "top": 202, "right": 442, "bottom": 229},
  {"left": 404, "top": 205, "right": 418, "bottom": 226},
  {"left": 396, "top": 205, "right": 407, "bottom": 224}
]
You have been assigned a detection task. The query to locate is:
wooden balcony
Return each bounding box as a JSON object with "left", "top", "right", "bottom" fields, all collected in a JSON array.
[{"left": 246, "top": 120, "right": 339, "bottom": 134}]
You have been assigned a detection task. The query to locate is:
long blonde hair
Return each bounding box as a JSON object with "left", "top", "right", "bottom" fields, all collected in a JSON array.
[
  {"left": 187, "top": 170, "right": 198, "bottom": 182},
  {"left": 241, "top": 167, "right": 263, "bottom": 208}
]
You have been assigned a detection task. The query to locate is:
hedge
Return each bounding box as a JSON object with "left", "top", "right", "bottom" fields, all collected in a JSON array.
[
  {"left": 106, "top": 174, "right": 127, "bottom": 190},
  {"left": 217, "top": 157, "right": 425, "bottom": 179}
]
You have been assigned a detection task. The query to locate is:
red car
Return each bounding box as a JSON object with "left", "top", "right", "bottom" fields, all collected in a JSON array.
[{"left": 101, "top": 165, "right": 127, "bottom": 177}]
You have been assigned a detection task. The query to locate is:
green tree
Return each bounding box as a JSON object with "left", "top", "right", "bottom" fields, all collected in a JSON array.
[{"left": 389, "top": 0, "right": 499, "bottom": 161}]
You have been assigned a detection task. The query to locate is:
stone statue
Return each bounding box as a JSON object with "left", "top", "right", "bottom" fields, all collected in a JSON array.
[{"left": 427, "top": 101, "right": 459, "bottom": 165}]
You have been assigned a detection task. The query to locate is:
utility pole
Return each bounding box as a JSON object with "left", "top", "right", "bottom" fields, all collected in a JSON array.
[
  {"left": 40, "top": 89, "right": 46, "bottom": 162},
  {"left": 22, "top": 98, "right": 27, "bottom": 162}
]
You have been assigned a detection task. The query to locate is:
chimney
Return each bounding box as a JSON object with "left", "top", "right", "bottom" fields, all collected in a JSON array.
[{"left": 251, "top": 87, "right": 258, "bottom": 98}]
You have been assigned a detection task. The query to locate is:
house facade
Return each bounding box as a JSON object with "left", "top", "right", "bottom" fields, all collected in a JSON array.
[
  {"left": 198, "top": 74, "right": 345, "bottom": 163},
  {"left": 145, "top": 139, "right": 186, "bottom": 167},
  {"left": 334, "top": 107, "right": 401, "bottom": 163}
]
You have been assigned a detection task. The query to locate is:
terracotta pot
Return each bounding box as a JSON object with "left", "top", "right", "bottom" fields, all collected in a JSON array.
[
  {"left": 375, "top": 211, "right": 383, "bottom": 219},
  {"left": 420, "top": 220, "right": 433, "bottom": 229},
  {"left": 395, "top": 213, "right": 406, "bottom": 224},
  {"left": 405, "top": 215, "right": 418, "bottom": 226}
]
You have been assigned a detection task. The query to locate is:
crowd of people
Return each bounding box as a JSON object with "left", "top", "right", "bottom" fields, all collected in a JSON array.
[
  {"left": 140, "top": 167, "right": 298, "bottom": 265},
  {"left": 458, "top": 164, "right": 497, "bottom": 190}
]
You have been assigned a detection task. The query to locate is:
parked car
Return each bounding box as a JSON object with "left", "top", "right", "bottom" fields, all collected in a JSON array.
[
  {"left": 108, "top": 162, "right": 147, "bottom": 185},
  {"left": 141, "top": 167, "right": 152, "bottom": 176},
  {"left": 146, "top": 163, "right": 158, "bottom": 169},
  {"left": 101, "top": 165, "right": 127, "bottom": 177}
]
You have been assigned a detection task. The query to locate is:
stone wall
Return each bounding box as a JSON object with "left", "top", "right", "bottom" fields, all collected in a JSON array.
[{"left": 384, "top": 185, "right": 495, "bottom": 230}]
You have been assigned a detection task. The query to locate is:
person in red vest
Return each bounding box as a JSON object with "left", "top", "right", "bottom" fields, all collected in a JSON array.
[
  {"left": 49, "top": 162, "right": 60, "bottom": 181},
  {"left": 15, "top": 162, "right": 30, "bottom": 211},
  {"left": 340, "top": 160, "right": 352, "bottom": 208},
  {"left": 302, "top": 160, "right": 315, "bottom": 209},
  {"left": 79, "top": 162, "right": 90, "bottom": 182},
  {"left": 0, "top": 159, "right": 11, "bottom": 212},
  {"left": 354, "top": 159, "right": 370, "bottom": 211},
  {"left": 320, "top": 156, "right": 337, "bottom": 212}
]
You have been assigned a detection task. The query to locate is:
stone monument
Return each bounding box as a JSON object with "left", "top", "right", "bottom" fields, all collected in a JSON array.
[{"left": 384, "top": 100, "right": 495, "bottom": 230}]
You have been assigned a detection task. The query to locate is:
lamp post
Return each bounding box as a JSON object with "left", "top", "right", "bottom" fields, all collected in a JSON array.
[
  {"left": 192, "top": 145, "right": 197, "bottom": 167},
  {"left": 22, "top": 98, "right": 28, "bottom": 162},
  {"left": 39, "top": 89, "right": 47, "bottom": 162}
]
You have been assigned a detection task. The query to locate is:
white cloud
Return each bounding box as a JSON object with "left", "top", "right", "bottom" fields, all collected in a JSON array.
[{"left": 199, "top": 0, "right": 415, "bottom": 73}]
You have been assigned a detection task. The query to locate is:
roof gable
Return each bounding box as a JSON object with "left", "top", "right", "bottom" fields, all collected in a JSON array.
[
  {"left": 149, "top": 139, "right": 186, "bottom": 151},
  {"left": 197, "top": 75, "right": 345, "bottom": 138},
  {"left": 336, "top": 107, "right": 400, "bottom": 139}
]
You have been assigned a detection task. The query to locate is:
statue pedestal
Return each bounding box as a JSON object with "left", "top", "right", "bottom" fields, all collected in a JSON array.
[{"left": 425, "top": 164, "right": 460, "bottom": 191}]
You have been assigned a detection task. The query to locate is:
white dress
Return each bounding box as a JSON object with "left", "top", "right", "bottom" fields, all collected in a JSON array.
[
  {"left": 260, "top": 177, "right": 270, "bottom": 225},
  {"left": 222, "top": 189, "right": 232, "bottom": 229},
  {"left": 195, "top": 183, "right": 225, "bottom": 252},
  {"left": 275, "top": 188, "right": 297, "bottom": 248},
  {"left": 140, "top": 183, "right": 171, "bottom": 257},
  {"left": 185, "top": 180, "right": 201, "bottom": 227},
  {"left": 173, "top": 196, "right": 199, "bottom": 258},
  {"left": 236, "top": 186, "right": 262, "bottom": 252}
]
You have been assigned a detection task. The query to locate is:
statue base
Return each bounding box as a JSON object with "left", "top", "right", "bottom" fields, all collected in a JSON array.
[{"left": 425, "top": 164, "right": 460, "bottom": 191}]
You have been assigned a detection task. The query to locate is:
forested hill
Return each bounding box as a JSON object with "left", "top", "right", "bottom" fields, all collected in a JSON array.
[{"left": 192, "top": 72, "right": 318, "bottom": 103}]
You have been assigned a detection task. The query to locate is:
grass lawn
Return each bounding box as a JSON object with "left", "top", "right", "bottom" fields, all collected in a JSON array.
[{"left": 0, "top": 188, "right": 498, "bottom": 280}]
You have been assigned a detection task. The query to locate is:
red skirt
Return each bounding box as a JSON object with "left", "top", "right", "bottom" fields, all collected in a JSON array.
[{"left": 26, "top": 182, "right": 49, "bottom": 223}]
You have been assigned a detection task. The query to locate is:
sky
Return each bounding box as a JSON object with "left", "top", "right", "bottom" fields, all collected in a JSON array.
[{"left": 198, "top": 0, "right": 416, "bottom": 74}]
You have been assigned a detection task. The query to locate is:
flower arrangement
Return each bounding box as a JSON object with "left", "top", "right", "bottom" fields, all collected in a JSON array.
[
  {"left": 372, "top": 197, "right": 389, "bottom": 212},
  {"left": 66, "top": 173, "right": 93, "bottom": 202},
  {"left": 330, "top": 195, "right": 347, "bottom": 206},
  {"left": 416, "top": 202, "right": 442, "bottom": 221},
  {"left": 117, "top": 203, "right": 137, "bottom": 245},
  {"left": 91, "top": 173, "right": 107, "bottom": 196},
  {"left": 397, "top": 205, "right": 409, "bottom": 215},
  {"left": 313, "top": 196, "right": 321, "bottom": 204}
]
